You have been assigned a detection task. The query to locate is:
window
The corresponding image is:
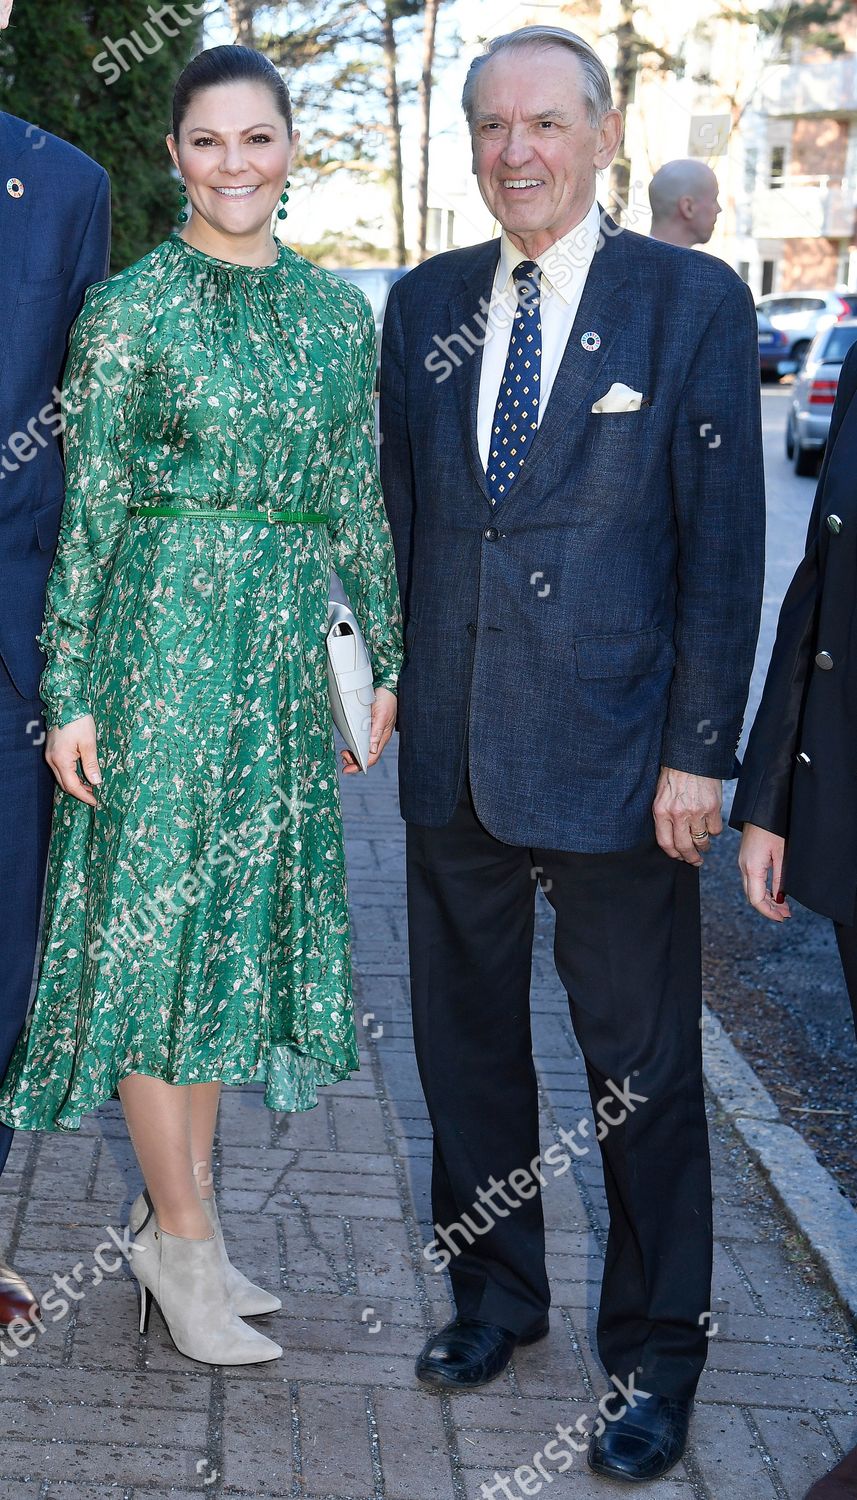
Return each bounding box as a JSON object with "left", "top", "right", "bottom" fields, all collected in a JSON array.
[
  {"left": 426, "top": 207, "right": 442, "bottom": 254},
  {"left": 818, "top": 325, "right": 857, "bottom": 364},
  {"left": 761, "top": 261, "right": 776, "bottom": 295},
  {"left": 769, "top": 146, "right": 786, "bottom": 187}
]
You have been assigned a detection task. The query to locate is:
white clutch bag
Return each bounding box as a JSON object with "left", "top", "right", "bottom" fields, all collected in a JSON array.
[{"left": 326, "top": 600, "right": 376, "bottom": 774}]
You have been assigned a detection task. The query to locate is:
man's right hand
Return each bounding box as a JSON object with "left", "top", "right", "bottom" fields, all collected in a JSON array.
[
  {"left": 738, "top": 823, "right": 790, "bottom": 922},
  {"left": 46, "top": 714, "right": 102, "bottom": 807}
]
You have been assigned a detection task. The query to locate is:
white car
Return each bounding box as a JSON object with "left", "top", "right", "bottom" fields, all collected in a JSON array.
[
  {"left": 785, "top": 319, "right": 857, "bottom": 475},
  {"left": 756, "top": 289, "right": 857, "bottom": 369}
]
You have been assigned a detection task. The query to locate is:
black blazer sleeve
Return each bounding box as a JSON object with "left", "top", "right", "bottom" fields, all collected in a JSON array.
[
  {"left": 379, "top": 279, "right": 415, "bottom": 621},
  {"left": 730, "top": 344, "right": 857, "bottom": 835}
]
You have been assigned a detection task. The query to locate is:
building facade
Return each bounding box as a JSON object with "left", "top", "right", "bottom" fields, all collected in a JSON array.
[{"left": 425, "top": 0, "right": 857, "bottom": 295}]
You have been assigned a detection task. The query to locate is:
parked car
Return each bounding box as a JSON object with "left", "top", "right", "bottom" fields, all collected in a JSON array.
[
  {"left": 330, "top": 267, "right": 409, "bottom": 383},
  {"left": 757, "top": 311, "right": 792, "bottom": 381},
  {"left": 756, "top": 289, "right": 857, "bottom": 369},
  {"left": 785, "top": 319, "right": 857, "bottom": 475}
]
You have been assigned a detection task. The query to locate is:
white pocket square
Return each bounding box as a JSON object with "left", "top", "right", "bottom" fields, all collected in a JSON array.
[{"left": 591, "top": 382, "right": 644, "bottom": 414}]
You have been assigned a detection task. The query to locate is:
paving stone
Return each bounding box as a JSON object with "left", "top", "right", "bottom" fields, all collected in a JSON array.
[{"left": 299, "top": 1383, "right": 375, "bottom": 1495}]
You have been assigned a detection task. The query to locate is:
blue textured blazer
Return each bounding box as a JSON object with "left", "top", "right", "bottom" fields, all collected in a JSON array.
[
  {"left": 379, "top": 205, "right": 766, "bottom": 851},
  {"left": 0, "top": 111, "right": 110, "bottom": 699}
]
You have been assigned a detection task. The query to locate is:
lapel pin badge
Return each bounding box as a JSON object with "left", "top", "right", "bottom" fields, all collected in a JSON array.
[
  {"left": 6, "top": 178, "right": 24, "bottom": 199},
  {"left": 581, "top": 330, "right": 601, "bottom": 352}
]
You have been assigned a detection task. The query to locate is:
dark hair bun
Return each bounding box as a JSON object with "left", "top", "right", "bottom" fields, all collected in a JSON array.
[{"left": 173, "top": 45, "right": 293, "bottom": 139}]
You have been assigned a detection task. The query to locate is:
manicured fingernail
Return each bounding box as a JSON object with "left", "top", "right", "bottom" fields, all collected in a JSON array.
[{"left": 775, "top": 890, "right": 785, "bottom": 904}]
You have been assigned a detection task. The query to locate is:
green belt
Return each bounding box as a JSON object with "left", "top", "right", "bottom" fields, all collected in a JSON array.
[{"left": 127, "top": 504, "right": 328, "bottom": 525}]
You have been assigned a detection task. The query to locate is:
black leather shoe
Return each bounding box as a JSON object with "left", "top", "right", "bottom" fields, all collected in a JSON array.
[
  {"left": 588, "top": 1393, "right": 692, "bottom": 1482},
  {"left": 415, "top": 1315, "right": 549, "bottom": 1390}
]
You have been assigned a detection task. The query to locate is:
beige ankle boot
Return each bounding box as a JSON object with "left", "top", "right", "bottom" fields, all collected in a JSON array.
[
  {"left": 201, "top": 1195, "right": 282, "bottom": 1316},
  {"left": 129, "top": 1221, "right": 282, "bottom": 1365},
  {"left": 129, "top": 1191, "right": 281, "bottom": 1316}
]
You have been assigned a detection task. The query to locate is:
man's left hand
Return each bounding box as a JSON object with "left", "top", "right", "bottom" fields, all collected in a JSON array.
[
  {"left": 340, "top": 686, "right": 397, "bottom": 774},
  {"left": 652, "top": 767, "right": 723, "bottom": 866}
]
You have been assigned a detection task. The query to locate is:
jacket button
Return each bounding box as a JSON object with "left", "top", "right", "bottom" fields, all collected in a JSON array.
[
  {"left": 815, "top": 650, "right": 834, "bottom": 670},
  {"left": 796, "top": 751, "right": 812, "bottom": 767},
  {"left": 826, "top": 514, "right": 843, "bottom": 534},
  {"left": 467, "top": 622, "right": 477, "bottom": 637},
  {"left": 483, "top": 526, "right": 499, "bottom": 541}
]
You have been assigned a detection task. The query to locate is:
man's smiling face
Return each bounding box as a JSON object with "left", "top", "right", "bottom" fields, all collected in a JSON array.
[{"left": 470, "top": 45, "right": 622, "bottom": 258}]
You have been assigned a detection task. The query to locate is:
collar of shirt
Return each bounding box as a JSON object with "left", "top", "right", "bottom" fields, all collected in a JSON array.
[{"left": 494, "top": 198, "right": 601, "bottom": 306}]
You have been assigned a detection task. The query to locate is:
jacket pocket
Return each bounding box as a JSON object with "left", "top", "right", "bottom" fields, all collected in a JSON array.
[
  {"left": 34, "top": 498, "right": 64, "bottom": 552},
  {"left": 17, "top": 269, "right": 67, "bottom": 304},
  {"left": 574, "top": 626, "right": 675, "bottom": 680}
]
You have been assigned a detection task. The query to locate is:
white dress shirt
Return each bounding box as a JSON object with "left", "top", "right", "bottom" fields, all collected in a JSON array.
[{"left": 476, "top": 197, "right": 602, "bottom": 471}]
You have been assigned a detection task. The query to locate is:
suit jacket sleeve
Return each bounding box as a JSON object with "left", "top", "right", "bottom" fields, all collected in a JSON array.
[
  {"left": 730, "top": 342, "right": 857, "bottom": 835},
  {"left": 660, "top": 275, "right": 766, "bottom": 778},
  {"left": 62, "top": 170, "right": 111, "bottom": 357},
  {"left": 379, "top": 280, "right": 416, "bottom": 621}
]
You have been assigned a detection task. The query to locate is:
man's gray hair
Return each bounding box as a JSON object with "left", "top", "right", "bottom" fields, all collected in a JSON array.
[{"left": 462, "top": 26, "right": 614, "bottom": 130}]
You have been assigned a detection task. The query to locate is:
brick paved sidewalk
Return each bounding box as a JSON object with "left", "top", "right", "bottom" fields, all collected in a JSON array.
[{"left": 0, "top": 742, "right": 855, "bottom": 1500}]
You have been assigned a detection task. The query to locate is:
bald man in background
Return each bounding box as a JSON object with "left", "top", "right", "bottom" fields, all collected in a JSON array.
[{"left": 649, "top": 160, "right": 721, "bottom": 248}]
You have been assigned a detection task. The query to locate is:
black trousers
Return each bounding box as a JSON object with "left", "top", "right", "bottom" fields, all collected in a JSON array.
[
  {"left": 406, "top": 772, "right": 712, "bottom": 1401},
  {"left": 0, "top": 654, "right": 54, "bottom": 1176}
]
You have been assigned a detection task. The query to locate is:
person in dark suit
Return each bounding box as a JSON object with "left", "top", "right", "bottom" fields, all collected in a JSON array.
[
  {"left": 379, "top": 24, "right": 765, "bottom": 1483},
  {"left": 731, "top": 345, "right": 857, "bottom": 1500},
  {"left": 0, "top": 0, "right": 110, "bottom": 1326}
]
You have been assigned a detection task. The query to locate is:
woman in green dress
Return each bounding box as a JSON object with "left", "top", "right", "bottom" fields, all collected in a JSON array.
[{"left": 0, "top": 45, "right": 403, "bottom": 1366}]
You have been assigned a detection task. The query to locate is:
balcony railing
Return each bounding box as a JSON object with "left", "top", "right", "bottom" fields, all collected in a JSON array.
[
  {"left": 757, "top": 55, "right": 857, "bottom": 116},
  {"left": 751, "top": 176, "right": 857, "bottom": 238}
]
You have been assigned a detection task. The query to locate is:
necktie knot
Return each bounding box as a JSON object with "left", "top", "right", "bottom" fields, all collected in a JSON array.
[{"left": 512, "top": 260, "right": 541, "bottom": 314}]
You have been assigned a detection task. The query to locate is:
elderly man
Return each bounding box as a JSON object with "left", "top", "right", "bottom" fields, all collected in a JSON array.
[
  {"left": 649, "top": 158, "right": 721, "bottom": 247},
  {"left": 380, "top": 25, "right": 764, "bottom": 1484},
  {"left": 0, "top": 0, "right": 110, "bottom": 1323}
]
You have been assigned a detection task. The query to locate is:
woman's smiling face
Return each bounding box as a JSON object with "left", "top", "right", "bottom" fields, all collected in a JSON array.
[{"left": 167, "top": 80, "right": 298, "bottom": 242}]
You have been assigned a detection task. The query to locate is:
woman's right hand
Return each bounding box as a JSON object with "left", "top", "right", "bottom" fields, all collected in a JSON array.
[
  {"left": 738, "top": 822, "right": 790, "bottom": 922},
  {"left": 46, "top": 714, "right": 102, "bottom": 807}
]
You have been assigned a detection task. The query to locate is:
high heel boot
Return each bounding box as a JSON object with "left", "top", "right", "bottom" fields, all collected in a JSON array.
[
  {"left": 130, "top": 1190, "right": 281, "bottom": 1316},
  {"left": 129, "top": 1203, "right": 282, "bottom": 1365}
]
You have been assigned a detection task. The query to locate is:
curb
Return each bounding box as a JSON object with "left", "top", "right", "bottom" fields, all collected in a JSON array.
[{"left": 702, "top": 999, "right": 857, "bottom": 1323}]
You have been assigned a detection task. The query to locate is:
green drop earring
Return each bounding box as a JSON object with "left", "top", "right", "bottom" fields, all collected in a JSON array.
[
  {"left": 178, "top": 177, "right": 189, "bottom": 224},
  {"left": 277, "top": 179, "right": 291, "bottom": 221}
]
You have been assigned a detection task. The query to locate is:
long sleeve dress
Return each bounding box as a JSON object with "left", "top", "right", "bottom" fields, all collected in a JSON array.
[{"left": 0, "top": 232, "right": 403, "bottom": 1129}]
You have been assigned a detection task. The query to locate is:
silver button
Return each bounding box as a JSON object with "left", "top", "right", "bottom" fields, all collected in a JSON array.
[
  {"left": 815, "top": 650, "right": 834, "bottom": 670},
  {"left": 827, "top": 514, "right": 843, "bottom": 534},
  {"left": 796, "top": 751, "right": 812, "bottom": 767}
]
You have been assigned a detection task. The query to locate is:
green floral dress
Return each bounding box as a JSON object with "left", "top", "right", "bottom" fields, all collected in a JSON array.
[{"left": 0, "top": 233, "right": 402, "bottom": 1130}]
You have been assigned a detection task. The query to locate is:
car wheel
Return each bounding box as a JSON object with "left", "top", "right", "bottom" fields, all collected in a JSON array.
[
  {"left": 793, "top": 441, "right": 819, "bottom": 477},
  {"left": 791, "top": 340, "right": 810, "bottom": 369},
  {"left": 785, "top": 414, "right": 795, "bottom": 460}
]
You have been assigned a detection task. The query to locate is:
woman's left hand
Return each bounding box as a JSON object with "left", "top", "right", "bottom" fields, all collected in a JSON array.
[{"left": 340, "top": 687, "right": 397, "bottom": 774}]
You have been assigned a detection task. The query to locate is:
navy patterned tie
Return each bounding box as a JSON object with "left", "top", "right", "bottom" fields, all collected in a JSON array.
[{"left": 486, "top": 260, "right": 543, "bottom": 506}]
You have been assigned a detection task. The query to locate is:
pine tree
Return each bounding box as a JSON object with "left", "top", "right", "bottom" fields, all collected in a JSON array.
[{"left": 0, "top": 1, "right": 204, "bottom": 270}]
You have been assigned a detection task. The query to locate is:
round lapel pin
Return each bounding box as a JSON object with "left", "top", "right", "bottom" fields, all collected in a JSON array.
[
  {"left": 6, "top": 177, "right": 24, "bottom": 199},
  {"left": 581, "top": 330, "right": 601, "bottom": 352}
]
